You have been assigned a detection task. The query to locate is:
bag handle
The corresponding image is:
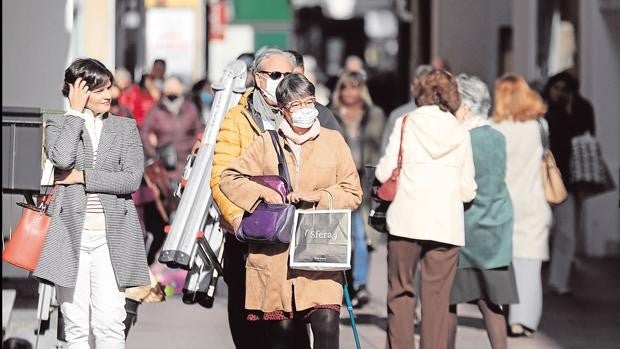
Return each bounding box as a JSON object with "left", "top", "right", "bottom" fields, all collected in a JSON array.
[
  {"left": 268, "top": 130, "right": 293, "bottom": 193},
  {"left": 41, "top": 186, "right": 57, "bottom": 209},
  {"left": 393, "top": 115, "right": 409, "bottom": 178},
  {"left": 38, "top": 164, "right": 57, "bottom": 211},
  {"left": 536, "top": 117, "right": 550, "bottom": 151},
  {"left": 313, "top": 189, "right": 334, "bottom": 210}
]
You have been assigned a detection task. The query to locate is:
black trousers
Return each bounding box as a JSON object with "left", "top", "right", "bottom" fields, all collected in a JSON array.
[{"left": 223, "top": 235, "right": 310, "bottom": 349}]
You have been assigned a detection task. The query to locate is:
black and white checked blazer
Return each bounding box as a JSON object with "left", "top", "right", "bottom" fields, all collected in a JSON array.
[{"left": 34, "top": 112, "right": 150, "bottom": 289}]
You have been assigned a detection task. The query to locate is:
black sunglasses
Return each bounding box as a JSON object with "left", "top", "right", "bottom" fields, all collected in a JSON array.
[{"left": 258, "top": 71, "right": 290, "bottom": 80}]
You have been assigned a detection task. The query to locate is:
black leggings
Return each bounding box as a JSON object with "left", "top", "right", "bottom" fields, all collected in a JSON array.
[{"left": 268, "top": 308, "right": 340, "bottom": 349}]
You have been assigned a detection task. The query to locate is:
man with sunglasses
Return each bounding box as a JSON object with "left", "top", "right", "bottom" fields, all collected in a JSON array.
[{"left": 210, "top": 47, "right": 311, "bottom": 349}]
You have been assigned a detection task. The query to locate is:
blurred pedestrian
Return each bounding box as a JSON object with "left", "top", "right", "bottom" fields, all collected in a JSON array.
[
  {"left": 34, "top": 58, "right": 150, "bottom": 348},
  {"left": 448, "top": 74, "right": 519, "bottom": 349},
  {"left": 219, "top": 72, "right": 362, "bottom": 349},
  {"left": 431, "top": 57, "right": 451, "bottom": 72},
  {"left": 377, "top": 68, "right": 476, "bottom": 349},
  {"left": 331, "top": 70, "right": 386, "bottom": 308},
  {"left": 301, "top": 54, "right": 331, "bottom": 106},
  {"left": 491, "top": 74, "right": 551, "bottom": 337},
  {"left": 210, "top": 48, "right": 311, "bottom": 348},
  {"left": 344, "top": 55, "right": 368, "bottom": 80},
  {"left": 149, "top": 58, "right": 166, "bottom": 91},
  {"left": 116, "top": 73, "right": 158, "bottom": 127},
  {"left": 285, "top": 49, "right": 341, "bottom": 131},
  {"left": 110, "top": 83, "right": 133, "bottom": 118},
  {"left": 542, "top": 71, "right": 596, "bottom": 296},
  {"left": 381, "top": 64, "right": 432, "bottom": 152},
  {"left": 141, "top": 76, "right": 203, "bottom": 187},
  {"left": 113, "top": 68, "right": 137, "bottom": 118},
  {"left": 190, "top": 77, "right": 214, "bottom": 124}
]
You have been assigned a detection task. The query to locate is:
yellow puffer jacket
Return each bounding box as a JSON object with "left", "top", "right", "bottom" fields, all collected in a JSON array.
[{"left": 210, "top": 90, "right": 262, "bottom": 228}]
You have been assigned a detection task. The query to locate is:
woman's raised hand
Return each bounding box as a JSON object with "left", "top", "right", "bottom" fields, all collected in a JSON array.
[
  {"left": 260, "top": 188, "right": 284, "bottom": 204},
  {"left": 68, "top": 77, "right": 91, "bottom": 112}
]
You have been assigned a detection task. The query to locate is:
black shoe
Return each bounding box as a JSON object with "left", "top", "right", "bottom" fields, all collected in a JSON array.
[
  {"left": 351, "top": 285, "right": 370, "bottom": 309},
  {"left": 367, "top": 239, "right": 376, "bottom": 253}
]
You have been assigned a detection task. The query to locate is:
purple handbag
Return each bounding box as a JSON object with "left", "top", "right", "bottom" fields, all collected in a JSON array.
[{"left": 236, "top": 131, "right": 295, "bottom": 244}]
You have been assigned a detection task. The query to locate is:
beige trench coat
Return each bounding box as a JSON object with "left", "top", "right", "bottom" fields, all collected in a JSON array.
[{"left": 220, "top": 127, "right": 363, "bottom": 312}]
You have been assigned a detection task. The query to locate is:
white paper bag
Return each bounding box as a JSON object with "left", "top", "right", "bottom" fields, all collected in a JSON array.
[{"left": 289, "top": 209, "right": 351, "bottom": 271}]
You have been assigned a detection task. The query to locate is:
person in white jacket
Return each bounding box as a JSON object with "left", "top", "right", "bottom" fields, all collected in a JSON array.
[
  {"left": 491, "top": 74, "right": 551, "bottom": 337},
  {"left": 376, "top": 69, "right": 477, "bottom": 349}
]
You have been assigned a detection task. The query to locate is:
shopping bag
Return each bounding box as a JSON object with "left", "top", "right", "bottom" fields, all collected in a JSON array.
[
  {"left": 289, "top": 208, "right": 351, "bottom": 271},
  {"left": 570, "top": 132, "right": 616, "bottom": 197}
]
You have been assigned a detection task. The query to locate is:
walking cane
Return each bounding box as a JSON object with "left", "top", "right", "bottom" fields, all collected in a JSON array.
[{"left": 343, "top": 271, "right": 362, "bottom": 349}]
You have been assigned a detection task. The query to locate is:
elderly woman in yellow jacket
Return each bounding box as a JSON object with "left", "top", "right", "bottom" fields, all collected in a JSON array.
[{"left": 220, "top": 73, "right": 362, "bottom": 348}]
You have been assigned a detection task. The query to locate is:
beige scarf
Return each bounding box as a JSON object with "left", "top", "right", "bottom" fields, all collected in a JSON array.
[{"left": 279, "top": 120, "right": 320, "bottom": 165}]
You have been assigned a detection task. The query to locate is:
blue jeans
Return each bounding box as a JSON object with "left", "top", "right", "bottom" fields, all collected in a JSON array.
[{"left": 351, "top": 209, "right": 369, "bottom": 288}]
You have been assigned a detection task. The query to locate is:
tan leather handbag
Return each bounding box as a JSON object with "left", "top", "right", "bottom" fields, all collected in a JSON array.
[
  {"left": 538, "top": 119, "right": 567, "bottom": 204},
  {"left": 541, "top": 149, "right": 568, "bottom": 204}
]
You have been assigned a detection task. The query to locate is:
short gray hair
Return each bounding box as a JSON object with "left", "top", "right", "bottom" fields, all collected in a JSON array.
[
  {"left": 456, "top": 73, "right": 491, "bottom": 118},
  {"left": 252, "top": 47, "right": 296, "bottom": 73},
  {"left": 275, "top": 73, "right": 315, "bottom": 107}
]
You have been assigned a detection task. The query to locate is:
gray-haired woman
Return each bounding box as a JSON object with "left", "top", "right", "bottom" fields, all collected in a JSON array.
[
  {"left": 448, "top": 74, "right": 519, "bottom": 348},
  {"left": 220, "top": 73, "right": 362, "bottom": 348}
]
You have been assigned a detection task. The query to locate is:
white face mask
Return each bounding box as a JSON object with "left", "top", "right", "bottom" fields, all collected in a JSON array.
[
  {"left": 261, "top": 77, "right": 283, "bottom": 103},
  {"left": 291, "top": 106, "right": 319, "bottom": 128}
]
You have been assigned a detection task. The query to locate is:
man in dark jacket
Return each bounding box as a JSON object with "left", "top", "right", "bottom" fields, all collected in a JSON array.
[
  {"left": 286, "top": 50, "right": 342, "bottom": 132},
  {"left": 543, "top": 71, "right": 596, "bottom": 296}
]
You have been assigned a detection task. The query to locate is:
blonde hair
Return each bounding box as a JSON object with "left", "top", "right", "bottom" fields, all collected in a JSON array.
[
  {"left": 330, "top": 71, "right": 373, "bottom": 109},
  {"left": 493, "top": 73, "right": 547, "bottom": 122}
]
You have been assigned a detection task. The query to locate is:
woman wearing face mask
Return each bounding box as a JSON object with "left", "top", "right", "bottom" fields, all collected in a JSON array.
[
  {"left": 140, "top": 75, "right": 204, "bottom": 188},
  {"left": 219, "top": 73, "right": 363, "bottom": 349},
  {"left": 191, "top": 78, "right": 215, "bottom": 124}
]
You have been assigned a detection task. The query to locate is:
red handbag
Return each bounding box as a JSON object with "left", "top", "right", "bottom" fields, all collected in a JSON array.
[
  {"left": 376, "top": 115, "right": 408, "bottom": 202},
  {"left": 3, "top": 187, "right": 56, "bottom": 272}
]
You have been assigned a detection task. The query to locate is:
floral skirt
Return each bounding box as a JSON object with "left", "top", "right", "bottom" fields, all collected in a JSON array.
[{"left": 247, "top": 304, "right": 341, "bottom": 321}]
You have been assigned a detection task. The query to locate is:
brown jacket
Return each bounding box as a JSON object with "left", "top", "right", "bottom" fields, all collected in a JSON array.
[{"left": 219, "top": 128, "right": 363, "bottom": 312}]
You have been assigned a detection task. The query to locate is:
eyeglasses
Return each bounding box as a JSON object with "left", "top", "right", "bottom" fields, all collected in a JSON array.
[
  {"left": 287, "top": 97, "right": 316, "bottom": 111},
  {"left": 258, "top": 71, "right": 291, "bottom": 80}
]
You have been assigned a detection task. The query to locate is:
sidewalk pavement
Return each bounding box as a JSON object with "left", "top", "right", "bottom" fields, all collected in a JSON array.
[{"left": 4, "top": 236, "right": 620, "bottom": 348}]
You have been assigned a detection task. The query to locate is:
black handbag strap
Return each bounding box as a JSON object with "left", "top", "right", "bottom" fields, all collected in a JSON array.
[{"left": 268, "top": 130, "right": 293, "bottom": 193}]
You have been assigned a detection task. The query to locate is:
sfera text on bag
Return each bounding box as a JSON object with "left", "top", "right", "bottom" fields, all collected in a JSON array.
[{"left": 304, "top": 229, "right": 338, "bottom": 240}]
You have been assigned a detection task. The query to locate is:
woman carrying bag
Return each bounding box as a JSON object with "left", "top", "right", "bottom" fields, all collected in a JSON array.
[
  {"left": 377, "top": 69, "right": 477, "bottom": 349},
  {"left": 34, "top": 58, "right": 150, "bottom": 349},
  {"left": 220, "top": 73, "right": 362, "bottom": 348},
  {"left": 491, "top": 74, "right": 552, "bottom": 337}
]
